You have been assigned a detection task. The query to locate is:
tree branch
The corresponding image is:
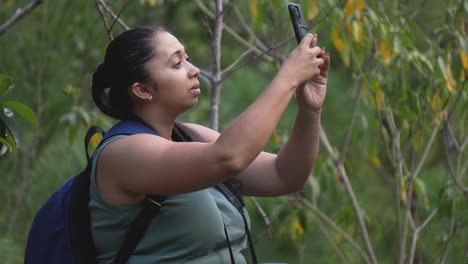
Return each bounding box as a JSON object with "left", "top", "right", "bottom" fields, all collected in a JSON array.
[
  {"left": 407, "top": 209, "right": 438, "bottom": 264},
  {"left": 96, "top": 0, "right": 129, "bottom": 31},
  {"left": 249, "top": 197, "right": 274, "bottom": 240},
  {"left": 208, "top": 0, "right": 224, "bottom": 131},
  {"left": 299, "top": 198, "right": 371, "bottom": 264},
  {"left": 399, "top": 124, "right": 439, "bottom": 264},
  {"left": 195, "top": 0, "right": 274, "bottom": 63},
  {"left": 317, "top": 218, "right": 350, "bottom": 264},
  {"left": 95, "top": 0, "right": 113, "bottom": 41},
  {"left": 319, "top": 128, "right": 378, "bottom": 264},
  {"left": 221, "top": 47, "right": 254, "bottom": 76},
  {"left": 0, "top": 0, "right": 43, "bottom": 36}
]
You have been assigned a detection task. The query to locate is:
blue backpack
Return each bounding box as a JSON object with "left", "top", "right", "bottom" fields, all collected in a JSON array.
[{"left": 25, "top": 120, "right": 257, "bottom": 264}]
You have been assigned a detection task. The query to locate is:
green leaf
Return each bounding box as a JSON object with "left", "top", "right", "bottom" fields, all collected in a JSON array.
[
  {"left": 0, "top": 137, "right": 13, "bottom": 154},
  {"left": 415, "top": 178, "right": 430, "bottom": 210},
  {"left": 455, "top": 1, "right": 465, "bottom": 31},
  {"left": 0, "top": 75, "right": 12, "bottom": 96},
  {"left": 437, "top": 56, "right": 447, "bottom": 78},
  {"left": 2, "top": 101, "right": 39, "bottom": 126},
  {"left": 0, "top": 110, "right": 19, "bottom": 146},
  {"left": 308, "top": 175, "right": 320, "bottom": 200},
  {"left": 459, "top": 35, "right": 468, "bottom": 55}
]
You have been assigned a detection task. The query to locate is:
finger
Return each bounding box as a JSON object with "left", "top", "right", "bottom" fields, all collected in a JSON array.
[
  {"left": 315, "top": 58, "right": 325, "bottom": 67},
  {"left": 320, "top": 53, "right": 331, "bottom": 77},
  {"left": 299, "top": 33, "right": 314, "bottom": 49},
  {"left": 311, "top": 33, "right": 318, "bottom": 47},
  {"left": 317, "top": 47, "right": 326, "bottom": 58},
  {"left": 310, "top": 46, "right": 322, "bottom": 57}
]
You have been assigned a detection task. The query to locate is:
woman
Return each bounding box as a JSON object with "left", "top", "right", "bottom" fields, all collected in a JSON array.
[{"left": 90, "top": 26, "right": 330, "bottom": 263}]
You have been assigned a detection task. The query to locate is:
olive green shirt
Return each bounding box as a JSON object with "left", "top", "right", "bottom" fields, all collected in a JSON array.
[{"left": 89, "top": 136, "right": 249, "bottom": 263}]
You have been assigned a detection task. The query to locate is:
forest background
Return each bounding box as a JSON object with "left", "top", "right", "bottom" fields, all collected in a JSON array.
[{"left": 0, "top": 0, "right": 467, "bottom": 263}]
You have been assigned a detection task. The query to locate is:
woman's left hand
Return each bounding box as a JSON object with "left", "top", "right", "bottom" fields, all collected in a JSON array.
[{"left": 296, "top": 48, "right": 331, "bottom": 112}]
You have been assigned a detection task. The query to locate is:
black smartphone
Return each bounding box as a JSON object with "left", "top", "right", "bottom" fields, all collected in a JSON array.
[{"left": 288, "top": 3, "right": 309, "bottom": 44}]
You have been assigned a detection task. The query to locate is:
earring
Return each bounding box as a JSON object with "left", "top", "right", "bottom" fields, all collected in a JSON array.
[{"left": 148, "top": 95, "right": 153, "bottom": 101}]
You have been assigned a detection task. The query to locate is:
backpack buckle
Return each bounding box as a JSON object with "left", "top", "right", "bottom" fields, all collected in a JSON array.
[{"left": 146, "top": 198, "right": 163, "bottom": 208}]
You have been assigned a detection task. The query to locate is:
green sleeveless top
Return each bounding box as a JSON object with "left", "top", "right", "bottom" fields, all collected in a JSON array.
[{"left": 89, "top": 136, "right": 249, "bottom": 264}]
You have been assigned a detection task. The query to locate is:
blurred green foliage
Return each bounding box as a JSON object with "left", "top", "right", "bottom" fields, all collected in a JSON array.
[{"left": 0, "top": 0, "right": 466, "bottom": 263}]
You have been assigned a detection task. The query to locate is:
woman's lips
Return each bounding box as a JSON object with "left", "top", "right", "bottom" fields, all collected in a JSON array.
[{"left": 190, "top": 84, "right": 201, "bottom": 95}]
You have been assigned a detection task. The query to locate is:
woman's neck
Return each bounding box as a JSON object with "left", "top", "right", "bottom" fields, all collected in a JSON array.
[{"left": 133, "top": 110, "right": 178, "bottom": 141}]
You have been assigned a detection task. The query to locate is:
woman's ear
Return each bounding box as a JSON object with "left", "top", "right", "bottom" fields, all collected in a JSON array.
[{"left": 130, "top": 82, "right": 153, "bottom": 101}]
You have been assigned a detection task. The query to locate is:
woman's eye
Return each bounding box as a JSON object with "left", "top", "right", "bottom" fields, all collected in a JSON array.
[{"left": 175, "top": 61, "right": 182, "bottom": 67}]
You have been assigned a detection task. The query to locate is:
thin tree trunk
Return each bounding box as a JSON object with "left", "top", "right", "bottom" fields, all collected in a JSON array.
[{"left": 209, "top": 0, "right": 223, "bottom": 131}]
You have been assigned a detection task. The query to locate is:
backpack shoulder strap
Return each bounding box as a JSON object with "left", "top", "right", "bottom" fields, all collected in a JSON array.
[
  {"left": 105, "top": 120, "right": 167, "bottom": 264},
  {"left": 69, "top": 125, "right": 106, "bottom": 264},
  {"left": 176, "top": 122, "right": 258, "bottom": 264}
]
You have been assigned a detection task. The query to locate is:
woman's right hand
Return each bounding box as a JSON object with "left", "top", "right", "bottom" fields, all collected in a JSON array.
[{"left": 278, "top": 33, "right": 324, "bottom": 88}]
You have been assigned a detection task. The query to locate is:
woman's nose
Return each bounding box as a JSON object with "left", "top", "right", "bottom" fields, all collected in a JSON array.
[{"left": 189, "top": 63, "right": 200, "bottom": 78}]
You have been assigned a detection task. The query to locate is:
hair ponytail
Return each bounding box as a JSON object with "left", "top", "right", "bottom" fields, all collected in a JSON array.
[{"left": 91, "top": 63, "right": 120, "bottom": 119}]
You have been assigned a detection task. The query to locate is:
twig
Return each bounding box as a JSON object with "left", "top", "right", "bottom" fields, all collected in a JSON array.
[
  {"left": 221, "top": 36, "right": 292, "bottom": 81},
  {"left": 439, "top": 197, "right": 457, "bottom": 264},
  {"left": 106, "top": 1, "right": 129, "bottom": 32},
  {"left": 97, "top": 0, "right": 129, "bottom": 31},
  {"left": 0, "top": 0, "right": 43, "bottom": 36},
  {"left": 232, "top": 6, "right": 270, "bottom": 53},
  {"left": 340, "top": 30, "right": 377, "bottom": 158},
  {"left": 319, "top": 128, "right": 379, "bottom": 264},
  {"left": 443, "top": 125, "right": 468, "bottom": 193},
  {"left": 95, "top": 0, "right": 113, "bottom": 40},
  {"left": 399, "top": 124, "right": 440, "bottom": 264},
  {"left": 220, "top": 0, "right": 346, "bottom": 81},
  {"left": 407, "top": 209, "right": 438, "bottom": 264},
  {"left": 317, "top": 219, "right": 349, "bottom": 264},
  {"left": 299, "top": 198, "right": 371, "bottom": 264},
  {"left": 249, "top": 197, "right": 274, "bottom": 240},
  {"left": 221, "top": 47, "right": 254, "bottom": 76},
  {"left": 195, "top": 0, "right": 275, "bottom": 63},
  {"left": 199, "top": 69, "right": 213, "bottom": 84}
]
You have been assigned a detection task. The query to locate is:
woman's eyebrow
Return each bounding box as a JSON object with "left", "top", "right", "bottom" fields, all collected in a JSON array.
[{"left": 167, "top": 48, "right": 186, "bottom": 63}]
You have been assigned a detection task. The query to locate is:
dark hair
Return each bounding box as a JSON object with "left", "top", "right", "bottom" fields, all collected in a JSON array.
[{"left": 91, "top": 26, "right": 166, "bottom": 120}]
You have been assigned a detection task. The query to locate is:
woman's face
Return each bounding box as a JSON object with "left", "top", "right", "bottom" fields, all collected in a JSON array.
[{"left": 146, "top": 31, "right": 201, "bottom": 113}]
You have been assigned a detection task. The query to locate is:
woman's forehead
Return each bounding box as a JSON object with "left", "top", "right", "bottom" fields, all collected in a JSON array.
[{"left": 155, "top": 32, "right": 185, "bottom": 59}]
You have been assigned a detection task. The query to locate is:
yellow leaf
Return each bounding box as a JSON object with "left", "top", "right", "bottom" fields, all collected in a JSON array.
[
  {"left": 272, "top": 129, "right": 281, "bottom": 145},
  {"left": 412, "top": 130, "right": 423, "bottom": 151},
  {"left": 400, "top": 182, "right": 407, "bottom": 204},
  {"left": 374, "top": 87, "right": 383, "bottom": 111},
  {"left": 403, "top": 119, "right": 410, "bottom": 130},
  {"left": 307, "top": 0, "right": 320, "bottom": 20},
  {"left": 424, "top": 196, "right": 430, "bottom": 210},
  {"left": 431, "top": 92, "right": 442, "bottom": 113},
  {"left": 460, "top": 49, "right": 468, "bottom": 71},
  {"left": 293, "top": 218, "right": 304, "bottom": 236},
  {"left": 444, "top": 56, "right": 457, "bottom": 93},
  {"left": 334, "top": 232, "right": 342, "bottom": 244},
  {"left": 379, "top": 39, "right": 393, "bottom": 61},
  {"left": 357, "top": 0, "right": 365, "bottom": 13},
  {"left": 332, "top": 26, "right": 344, "bottom": 53},
  {"left": 434, "top": 109, "right": 448, "bottom": 126},
  {"left": 343, "top": 0, "right": 355, "bottom": 22},
  {"left": 248, "top": 0, "right": 258, "bottom": 24},
  {"left": 352, "top": 21, "right": 363, "bottom": 43},
  {"left": 343, "top": 0, "right": 365, "bottom": 22},
  {"left": 147, "top": 0, "right": 157, "bottom": 6},
  {"left": 90, "top": 133, "right": 103, "bottom": 148},
  {"left": 370, "top": 155, "right": 381, "bottom": 168}
]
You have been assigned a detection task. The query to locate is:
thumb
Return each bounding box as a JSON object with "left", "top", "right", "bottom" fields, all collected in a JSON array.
[{"left": 299, "top": 33, "right": 314, "bottom": 48}]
